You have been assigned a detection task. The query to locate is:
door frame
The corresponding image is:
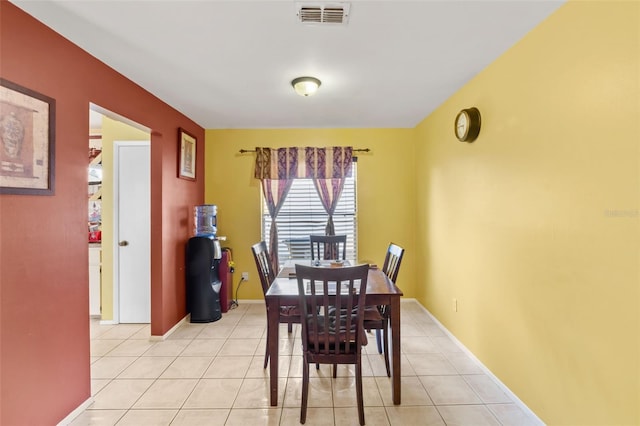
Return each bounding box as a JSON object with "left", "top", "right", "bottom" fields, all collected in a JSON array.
[{"left": 113, "top": 140, "right": 151, "bottom": 323}]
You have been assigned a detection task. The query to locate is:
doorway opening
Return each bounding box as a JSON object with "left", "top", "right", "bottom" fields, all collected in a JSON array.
[{"left": 88, "top": 103, "right": 151, "bottom": 325}]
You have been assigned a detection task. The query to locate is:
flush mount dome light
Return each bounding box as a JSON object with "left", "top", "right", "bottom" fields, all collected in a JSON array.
[{"left": 291, "top": 76, "right": 321, "bottom": 96}]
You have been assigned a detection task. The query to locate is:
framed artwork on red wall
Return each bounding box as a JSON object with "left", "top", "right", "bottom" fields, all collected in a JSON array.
[
  {"left": 0, "top": 79, "right": 56, "bottom": 195},
  {"left": 178, "top": 127, "right": 196, "bottom": 181}
]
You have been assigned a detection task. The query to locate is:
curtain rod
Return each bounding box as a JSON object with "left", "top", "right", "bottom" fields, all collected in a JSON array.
[{"left": 238, "top": 148, "right": 370, "bottom": 154}]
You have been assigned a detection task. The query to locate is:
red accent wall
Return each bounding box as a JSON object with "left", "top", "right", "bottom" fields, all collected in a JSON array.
[{"left": 0, "top": 2, "right": 204, "bottom": 424}]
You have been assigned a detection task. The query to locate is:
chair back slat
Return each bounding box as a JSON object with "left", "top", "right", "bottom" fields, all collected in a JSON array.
[
  {"left": 309, "top": 234, "right": 347, "bottom": 261},
  {"left": 295, "top": 264, "right": 369, "bottom": 357},
  {"left": 382, "top": 243, "right": 405, "bottom": 283},
  {"left": 251, "top": 241, "right": 276, "bottom": 295}
]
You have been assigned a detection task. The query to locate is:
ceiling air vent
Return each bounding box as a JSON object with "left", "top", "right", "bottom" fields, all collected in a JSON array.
[{"left": 296, "top": 2, "right": 350, "bottom": 25}]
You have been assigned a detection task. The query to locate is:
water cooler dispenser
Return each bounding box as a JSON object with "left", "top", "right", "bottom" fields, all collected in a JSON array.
[{"left": 186, "top": 205, "right": 222, "bottom": 323}]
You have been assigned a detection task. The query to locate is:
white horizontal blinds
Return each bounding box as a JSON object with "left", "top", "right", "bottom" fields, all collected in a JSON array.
[{"left": 262, "top": 162, "right": 357, "bottom": 265}]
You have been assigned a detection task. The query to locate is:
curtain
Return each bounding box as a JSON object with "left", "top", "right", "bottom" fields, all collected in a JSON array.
[
  {"left": 254, "top": 146, "right": 352, "bottom": 180},
  {"left": 261, "top": 178, "right": 294, "bottom": 273},
  {"left": 254, "top": 146, "right": 352, "bottom": 266},
  {"left": 313, "top": 178, "right": 346, "bottom": 259}
]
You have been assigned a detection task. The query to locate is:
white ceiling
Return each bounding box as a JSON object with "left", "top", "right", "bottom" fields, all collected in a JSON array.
[{"left": 11, "top": 0, "right": 564, "bottom": 129}]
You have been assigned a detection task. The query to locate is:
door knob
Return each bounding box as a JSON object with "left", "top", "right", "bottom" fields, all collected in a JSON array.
[{"left": 119, "top": 240, "right": 129, "bottom": 247}]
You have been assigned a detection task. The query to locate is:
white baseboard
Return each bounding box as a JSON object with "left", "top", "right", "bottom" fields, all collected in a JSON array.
[
  {"left": 56, "top": 396, "right": 94, "bottom": 426},
  {"left": 408, "top": 298, "right": 544, "bottom": 424}
]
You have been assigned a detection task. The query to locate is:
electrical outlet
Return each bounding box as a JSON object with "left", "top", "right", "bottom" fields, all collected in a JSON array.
[{"left": 241, "top": 272, "right": 249, "bottom": 280}]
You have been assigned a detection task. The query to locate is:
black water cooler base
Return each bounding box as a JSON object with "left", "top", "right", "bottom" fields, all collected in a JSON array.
[{"left": 186, "top": 237, "right": 222, "bottom": 323}]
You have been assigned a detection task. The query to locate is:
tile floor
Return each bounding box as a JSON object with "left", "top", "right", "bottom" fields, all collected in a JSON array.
[{"left": 71, "top": 300, "right": 544, "bottom": 425}]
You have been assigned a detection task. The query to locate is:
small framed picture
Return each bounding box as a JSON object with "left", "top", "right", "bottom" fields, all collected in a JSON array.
[
  {"left": 178, "top": 127, "right": 196, "bottom": 181},
  {"left": 0, "top": 79, "right": 56, "bottom": 195}
]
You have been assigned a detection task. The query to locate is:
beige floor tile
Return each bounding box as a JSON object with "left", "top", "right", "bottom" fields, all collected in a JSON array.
[
  {"left": 229, "top": 325, "right": 265, "bottom": 339},
  {"left": 133, "top": 379, "right": 198, "bottom": 409},
  {"left": 464, "top": 374, "right": 513, "bottom": 403},
  {"left": 69, "top": 408, "right": 125, "bottom": 426},
  {"left": 129, "top": 324, "right": 151, "bottom": 339},
  {"left": 180, "top": 339, "right": 225, "bottom": 357},
  {"left": 333, "top": 376, "right": 384, "bottom": 407},
  {"left": 105, "top": 338, "right": 157, "bottom": 356},
  {"left": 399, "top": 321, "right": 429, "bottom": 337},
  {"left": 446, "top": 352, "right": 484, "bottom": 374},
  {"left": 401, "top": 336, "right": 439, "bottom": 354},
  {"left": 406, "top": 353, "right": 457, "bottom": 376},
  {"left": 436, "top": 404, "right": 501, "bottom": 425},
  {"left": 376, "top": 375, "right": 433, "bottom": 407},
  {"left": 246, "top": 355, "right": 291, "bottom": 378},
  {"left": 487, "top": 403, "right": 545, "bottom": 426},
  {"left": 182, "top": 378, "right": 243, "bottom": 409},
  {"left": 90, "top": 339, "right": 125, "bottom": 356},
  {"left": 233, "top": 377, "right": 276, "bottom": 408},
  {"left": 236, "top": 313, "right": 268, "bottom": 327},
  {"left": 159, "top": 356, "right": 212, "bottom": 378},
  {"left": 197, "top": 324, "right": 235, "bottom": 339},
  {"left": 280, "top": 407, "right": 333, "bottom": 426},
  {"left": 167, "top": 323, "right": 206, "bottom": 340},
  {"left": 115, "top": 409, "right": 177, "bottom": 425},
  {"left": 288, "top": 357, "right": 340, "bottom": 379},
  {"left": 79, "top": 301, "right": 544, "bottom": 426},
  {"left": 335, "top": 406, "right": 390, "bottom": 426},
  {"left": 419, "top": 375, "right": 482, "bottom": 405},
  {"left": 385, "top": 405, "right": 445, "bottom": 426},
  {"left": 224, "top": 408, "right": 282, "bottom": 426},
  {"left": 91, "top": 379, "right": 111, "bottom": 396},
  {"left": 91, "top": 379, "right": 154, "bottom": 409},
  {"left": 142, "top": 339, "right": 190, "bottom": 356},
  {"left": 90, "top": 356, "right": 138, "bottom": 379},
  {"left": 284, "top": 377, "right": 333, "bottom": 408},
  {"left": 118, "top": 356, "right": 175, "bottom": 379},
  {"left": 204, "top": 355, "right": 253, "bottom": 378},
  {"left": 89, "top": 323, "right": 116, "bottom": 339},
  {"left": 97, "top": 324, "right": 147, "bottom": 340},
  {"left": 217, "top": 338, "right": 260, "bottom": 356},
  {"left": 431, "top": 335, "right": 463, "bottom": 353},
  {"left": 170, "top": 409, "right": 229, "bottom": 426}
]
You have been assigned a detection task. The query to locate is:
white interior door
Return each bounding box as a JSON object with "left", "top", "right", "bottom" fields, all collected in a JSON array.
[{"left": 115, "top": 141, "right": 150, "bottom": 323}]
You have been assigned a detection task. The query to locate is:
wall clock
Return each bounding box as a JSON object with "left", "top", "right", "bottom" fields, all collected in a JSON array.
[{"left": 454, "top": 107, "right": 481, "bottom": 142}]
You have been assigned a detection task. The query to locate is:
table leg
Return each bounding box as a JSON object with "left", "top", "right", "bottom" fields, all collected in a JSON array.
[
  {"left": 390, "top": 296, "right": 401, "bottom": 404},
  {"left": 267, "top": 298, "right": 279, "bottom": 406}
]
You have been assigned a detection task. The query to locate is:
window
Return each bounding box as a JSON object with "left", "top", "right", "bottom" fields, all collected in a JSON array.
[{"left": 262, "top": 162, "right": 357, "bottom": 266}]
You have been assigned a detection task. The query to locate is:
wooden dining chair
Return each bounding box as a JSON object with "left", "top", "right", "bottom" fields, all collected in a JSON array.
[
  {"left": 295, "top": 263, "right": 369, "bottom": 425},
  {"left": 251, "top": 241, "right": 301, "bottom": 368},
  {"left": 363, "top": 242, "right": 405, "bottom": 377},
  {"left": 309, "top": 234, "right": 347, "bottom": 261}
]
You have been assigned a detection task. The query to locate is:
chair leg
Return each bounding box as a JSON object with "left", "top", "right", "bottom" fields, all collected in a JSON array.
[
  {"left": 333, "top": 363, "right": 337, "bottom": 378},
  {"left": 301, "top": 358, "right": 310, "bottom": 424},
  {"left": 383, "top": 320, "right": 390, "bottom": 377},
  {"left": 356, "top": 356, "right": 365, "bottom": 426},
  {"left": 288, "top": 321, "right": 293, "bottom": 333},
  {"left": 264, "top": 321, "right": 270, "bottom": 369}
]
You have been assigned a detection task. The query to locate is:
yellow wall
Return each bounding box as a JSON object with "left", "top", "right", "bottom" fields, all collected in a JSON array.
[
  {"left": 414, "top": 1, "right": 639, "bottom": 424},
  {"left": 100, "top": 117, "right": 150, "bottom": 320},
  {"left": 203, "top": 2, "right": 638, "bottom": 424},
  {"left": 204, "top": 128, "right": 416, "bottom": 301}
]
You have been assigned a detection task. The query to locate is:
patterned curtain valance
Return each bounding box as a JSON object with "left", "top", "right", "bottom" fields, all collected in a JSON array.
[{"left": 254, "top": 146, "right": 353, "bottom": 180}]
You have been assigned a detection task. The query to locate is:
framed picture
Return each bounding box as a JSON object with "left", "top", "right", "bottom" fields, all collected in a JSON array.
[
  {"left": 178, "top": 127, "right": 196, "bottom": 181},
  {"left": 0, "top": 79, "right": 55, "bottom": 195}
]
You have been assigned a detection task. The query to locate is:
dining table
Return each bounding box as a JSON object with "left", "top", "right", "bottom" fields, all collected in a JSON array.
[{"left": 264, "top": 259, "right": 404, "bottom": 406}]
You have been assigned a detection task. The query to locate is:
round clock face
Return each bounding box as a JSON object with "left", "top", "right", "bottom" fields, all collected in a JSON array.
[
  {"left": 455, "top": 112, "right": 468, "bottom": 140},
  {"left": 454, "top": 108, "right": 481, "bottom": 142}
]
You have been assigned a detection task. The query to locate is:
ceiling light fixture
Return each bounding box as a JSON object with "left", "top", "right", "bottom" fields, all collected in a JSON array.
[{"left": 291, "top": 76, "right": 321, "bottom": 97}]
